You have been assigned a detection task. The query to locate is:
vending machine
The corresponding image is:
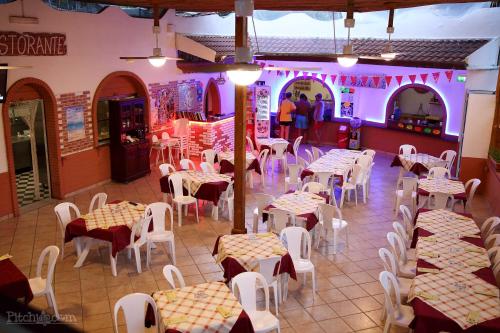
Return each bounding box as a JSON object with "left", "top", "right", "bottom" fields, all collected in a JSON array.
[{"left": 252, "top": 84, "right": 271, "bottom": 141}]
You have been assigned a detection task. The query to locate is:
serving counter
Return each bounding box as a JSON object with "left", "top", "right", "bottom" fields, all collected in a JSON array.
[{"left": 188, "top": 115, "right": 235, "bottom": 156}]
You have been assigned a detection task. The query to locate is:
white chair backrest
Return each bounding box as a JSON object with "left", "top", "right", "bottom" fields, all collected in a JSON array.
[
  {"left": 428, "top": 192, "right": 453, "bottom": 210},
  {"left": 392, "top": 221, "right": 410, "bottom": 248},
  {"left": 180, "top": 159, "right": 196, "bottom": 171},
  {"left": 151, "top": 134, "right": 159, "bottom": 144},
  {"left": 231, "top": 272, "right": 270, "bottom": 313},
  {"left": 379, "top": 271, "right": 403, "bottom": 319},
  {"left": 287, "top": 164, "right": 302, "bottom": 182},
  {"left": 200, "top": 162, "right": 216, "bottom": 173},
  {"left": 482, "top": 217, "right": 500, "bottom": 239},
  {"left": 201, "top": 149, "right": 217, "bottom": 165},
  {"left": 223, "top": 181, "right": 235, "bottom": 200},
  {"left": 315, "top": 172, "right": 333, "bottom": 189},
  {"left": 347, "top": 164, "right": 363, "bottom": 185},
  {"left": 362, "top": 149, "right": 376, "bottom": 158},
  {"left": 131, "top": 215, "right": 153, "bottom": 246},
  {"left": 465, "top": 178, "right": 481, "bottom": 208},
  {"left": 297, "top": 156, "right": 309, "bottom": 168},
  {"left": 271, "top": 142, "right": 288, "bottom": 158},
  {"left": 161, "top": 132, "right": 170, "bottom": 140},
  {"left": 485, "top": 234, "right": 500, "bottom": 249},
  {"left": 305, "top": 149, "right": 314, "bottom": 163},
  {"left": 312, "top": 146, "right": 324, "bottom": 161},
  {"left": 54, "top": 202, "right": 81, "bottom": 231},
  {"left": 378, "top": 248, "right": 398, "bottom": 276},
  {"left": 258, "top": 256, "right": 281, "bottom": 285},
  {"left": 280, "top": 226, "right": 311, "bottom": 261},
  {"left": 162, "top": 265, "right": 186, "bottom": 289},
  {"left": 35, "top": 245, "right": 59, "bottom": 287},
  {"left": 293, "top": 136, "right": 303, "bottom": 155},
  {"left": 114, "top": 293, "right": 157, "bottom": 333},
  {"left": 487, "top": 246, "right": 500, "bottom": 265},
  {"left": 401, "top": 177, "right": 417, "bottom": 196},
  {"left": 428, "top": 167, "right": 450, "bottom": 179},
  {"left": 387, "top": 231, "right": 408, "bottom": 264},
  {"left": 270, "top": 208, "right": 291, "bottom": 234},
  {"left": 169, "top": 173, "right": 189, "bottom": 198},
  {"left": 159, "top": 163, "right": 176, "bottom": 177},
  {"left": 356, "top": 155, "right": 372, "bottom": 170},
  {"left": 145, "top": 202, "right": 173, "bottom": 234},
  {"left": 173, "top": 118, "right": 189, "bottom": 137},
  {"left": 246, "top": 136, "right": 255, "bottom": 152},
  {"left": 255, "top": 193, "right": 275, "bottom": 214},
  {"left": 301, "top": 181, "right": 326, "bottom": 194},
  {"left": 399, "top": 144, "right": 416, "bottom": 155},
  {"left": 439, "top": 150, "right": 457, "bottom": 170},
  {"left": 258, "top": 148, "right": 269, "bottom": 163},
  {"left": 89, "top": 193, "right": 107, "bottom": 213},
  {"left": 318, "top": 203, "right": 342, "bottom": 233}
]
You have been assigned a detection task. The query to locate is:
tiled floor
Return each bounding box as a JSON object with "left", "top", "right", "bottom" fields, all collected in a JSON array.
[
  {"left": 0, "top": 145, "right": 494, "bottom": 333},
  {"left": 16, "top": 171, "right": 51, "bottom": 207}
]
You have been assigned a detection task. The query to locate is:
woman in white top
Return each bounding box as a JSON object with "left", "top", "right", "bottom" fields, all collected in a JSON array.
[{"left": 311, "top": 93, "right": 324, "bottom": 143}]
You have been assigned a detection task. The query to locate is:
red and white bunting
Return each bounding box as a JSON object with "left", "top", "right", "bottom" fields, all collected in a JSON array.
[
  {"left": 372, "top": 76, "right": 380, "bottom": 88},
  {"left": 311, "top": 73, "right": 318, "bottom": 79},
  {"left": 350, "top": 75, "right": 357, "bottom": 84},
  {"left": 285, "top": 70, "right": 290, "bottom": 78},
  {"left": 420, "top": 73, "right": 428, "bottom": 84},
  {"left": 294, "top": 71, "right": 300, "bottom": 78},
  {"left": 321, "top": 73, "right": 327, "bottom": 82},
  {"left": 361, "top": 76, "right": 368, "bottom": 86},
  {"left": 303, "top": 72, "right": 309, "bottom": 77},
  {"left": 331, "top": 74, "right": 337, "bottom": 84},
  {"left": 445, "top": 70, "right": 453, "bottom": 82},
  {"left": 385, "top": 75, "right": 393, "bottom": 86},
  {"left": 266, "top": 64, "right": 274, "bottom": 73},
  {"left": 395, "top": 75, "right": 403, "bottom": 86},
  {"left": 432, "top": 72, "right": 440, "bottom": 83},
  {"left": 409, "top": 74, "right": 417, "bottom": 84},
  {"left": 276, "top": 70, "right": 281, "bottom": 76},
  {"left": 340, "top": 75, "right": 347, "bottom": 85}
]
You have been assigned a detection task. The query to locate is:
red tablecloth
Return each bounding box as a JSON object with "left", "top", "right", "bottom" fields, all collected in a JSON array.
[
  {"left": 390, "top": 155, "right": 430, "bottom": 175},
  {"left": 409, "top": 209, "right": 500, "bottom": 333},
  {"left": 212, "top": 236, "right": 297, "bottom": 282},
  {"left": 160, "top": 175, "right": 229, "bottom": 206},
  {"left": 218, "top": 158, "right": 261, "bottom": 175},
  {"left": 145, "top": 306, "right": 255, "bottom": 333},
  {"left": 260, "top": 143, "right": 294, "bottom": 155},
  {"left": 300, "top": 169, "right": 345, "bottom": 186},
  {"left": 0, "top": 259, "right": 33, "bottom": 304}
]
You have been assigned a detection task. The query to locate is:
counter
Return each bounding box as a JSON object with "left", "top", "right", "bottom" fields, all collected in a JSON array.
[{"left": 188, "top": 116, "right": 235, "bottom": 156}]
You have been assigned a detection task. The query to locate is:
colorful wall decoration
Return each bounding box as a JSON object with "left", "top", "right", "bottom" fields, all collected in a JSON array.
[
  {"left": 155, "top": 86, "right": 175, "bottom": 126},
  {"left": 340, "top": 87, "right": 355, "bottom": 117},
  {"left": 65, "top": 105, "right": 85, "bottom": 142}
]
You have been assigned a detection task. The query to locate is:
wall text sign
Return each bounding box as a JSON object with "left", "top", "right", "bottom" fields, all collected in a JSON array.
[{"left": 0, "top": 31, "right": 67, "bottom": 56}]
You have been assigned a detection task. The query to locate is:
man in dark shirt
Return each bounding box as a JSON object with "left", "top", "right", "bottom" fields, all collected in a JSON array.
[{"left": 294, "top": 93, "right": 311, "bottom": 143}]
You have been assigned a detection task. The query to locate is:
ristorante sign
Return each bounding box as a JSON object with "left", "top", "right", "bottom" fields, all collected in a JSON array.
[{"left": 0, "top": 31, "right": 67, "bottom": 56}]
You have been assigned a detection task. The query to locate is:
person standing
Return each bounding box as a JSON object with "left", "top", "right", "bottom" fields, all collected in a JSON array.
[
  {"left": 311, "top": 93, "right": 325, "bottom": 143},
  {"left": 295, "top": 93, "right": 311, "bottom": 143},
  {"left": 278, "top": 92, "right": 296, "bottom": 140}
]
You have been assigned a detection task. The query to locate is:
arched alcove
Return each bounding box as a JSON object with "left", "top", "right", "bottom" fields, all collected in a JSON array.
[{"left": 204, "top": 78, "right": 221, "bottom": 119}]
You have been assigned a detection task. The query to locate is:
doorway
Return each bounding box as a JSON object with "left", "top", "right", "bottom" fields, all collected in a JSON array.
[
  {"left": 204, "top": 79, "right": 221, "bottom": 120},
  {"left": 8, "top": 99, "right": 51, "bottom": 206}
]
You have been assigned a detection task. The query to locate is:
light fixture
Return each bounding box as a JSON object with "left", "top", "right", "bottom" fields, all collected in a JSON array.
[
  {"left": 227, "top": 68, "right": 262, "bottom": 86},
  {"left": 380, "top": 44, "right": 397, "bottom": 61},
  {"left": 148, "top": 47, "right": 167, "bottom": 67},
  {"left": 337, "top": 45, "right": 358, "bottom": 68}
]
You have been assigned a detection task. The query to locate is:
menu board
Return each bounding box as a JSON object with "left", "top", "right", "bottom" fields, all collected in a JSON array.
[{"left": 255, "top": 86, "right": 270, "bottom": 121}]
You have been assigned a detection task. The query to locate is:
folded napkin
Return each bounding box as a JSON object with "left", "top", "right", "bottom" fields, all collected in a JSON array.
[
  {"left": 256, "top": 233, "right": 274, "bottom": 238},
  {"left": 465, "top": 247, "right": 485, "bottom": 254},
  {"left": 420, "top": 237, "right": 437, "bottom": 243},
  {"left": 166, "top": 315, "right": 188, "bottom": 326},
  {"left": 473, "top": 288, "right": 499, "bottom": 298},
  {"left": 416, "top": 291, "right": 439, "bottom": 301},
  {"left": 419, "top": 251, "right": 439, "bottom": 258},
  {"left": 0, "top": 254, "right": 12, "bottom": 261},
  {"left": 461, "top": 234, "right": 481, "bottom": 239},
  {"left": 417, "top": 267, "right": 440, "bottom": 274},
  {"left": 272, "top": 246, "right": 286, "bottom": 256},
  {"left": 466, "top": 260, "right": 490, "bottom": 268},
  {"left": 216, "top": 306, "right": 237, "bottom": 318},
  {"left": 466, "top": 311, "right": 481, "bottom": 325},
  {"left": 165, "top": 290, "right": 177, "bottom": 302}
]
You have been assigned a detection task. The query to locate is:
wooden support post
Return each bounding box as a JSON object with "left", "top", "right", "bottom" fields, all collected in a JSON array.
[{"left": 231, "top": 15, "right": 248, "bottom": 234}]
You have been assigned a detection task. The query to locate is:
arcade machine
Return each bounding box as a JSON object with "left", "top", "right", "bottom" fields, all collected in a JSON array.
[{"left": 248, "top": 83, "right": 271, "bottom": 143}]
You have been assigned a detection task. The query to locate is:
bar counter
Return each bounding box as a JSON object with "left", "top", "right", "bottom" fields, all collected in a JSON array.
[{"left": 189, "top": 115, "right": 235, "bottom": 156}]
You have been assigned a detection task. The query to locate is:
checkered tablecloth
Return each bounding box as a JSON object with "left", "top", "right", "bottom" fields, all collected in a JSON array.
[
  {"left": 306, "top": 153, "right": 354, "bottom": 177},
  {"left": 398, "top": 153, "right": 447, "bottom": 171},
  {"left": 216, "top": 233, "right": 288, "bottom": 272},
  {"left": 418, "top": 178, "right": 466, "bottom": 195},
  {"left": 152, "top": 282, "right": 244, "bottom": 333},
  {"left": 175, "top": 171, "right": 232, "bottom": 195},
  {"left": 416, "top": 209, "right": 480, "bottom": 236},
  {"left": 81, "top": 201, "right": 145, "bottom": 231},
  {"left": 217, "top": 151, "right": 256, "bottom": 169},
  {"left": 326, "top": 149, "right": 362, "bottom": 159},
  {"left": 271, "top": 191, "right": 325, "bottom": 217},
  {"left": 256, "top": 138, "right": 289, "bottom": 148},
  {"left": 408, "top": 269, "right": 500, "bottom": 330}
]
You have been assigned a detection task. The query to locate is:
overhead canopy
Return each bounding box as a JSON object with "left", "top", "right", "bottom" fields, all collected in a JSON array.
[{"left": 81, "top": 0, "right": 487, "bottom": 12}]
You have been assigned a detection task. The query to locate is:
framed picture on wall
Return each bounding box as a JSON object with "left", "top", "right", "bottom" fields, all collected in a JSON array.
[{"left": 66, "top": 106, "right": 85, "bottom": 142}]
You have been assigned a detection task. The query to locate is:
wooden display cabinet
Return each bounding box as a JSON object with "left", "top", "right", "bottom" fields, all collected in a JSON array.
[{"left": 109, "top": 97, "right": 150, "bottom": 182}]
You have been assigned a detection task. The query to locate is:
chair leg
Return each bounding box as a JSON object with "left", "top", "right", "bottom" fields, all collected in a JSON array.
[
  {"left": 170, "top": 240, "right": 176, "bottom": 265},
  {"left": 49, "top": 288, "right": 60, "bottom": 319},
  {"left": 194, "top": 202, "right": 199, "bottom": 223},
  {"left": 60, "top": 238, "right": 65, "bottom": 260},
  {"left": 354, "top": 189, "right": 358, "bottom": 206},
  {"left": 228, "top": 199, "right": 234, "bottom": 222},
  {"left": 177, "top": 203, "right": 182, "bottom": 226},
  {"left": 146, "top": 241, "right": 151, "bottom": 268},
  {"left": 133, "top": 246, "right": 142, "bottom": 273},
  {"left": 340, "top": 189, "right": 345, "bottom": 208},
  {"left": 382, "top": 319, "right": 391, "bottom": 333},
  {"left": 311, "top": 268, "right": 316, "bottom": 298},
  {"left": 273, "top": 284, "right": 279, "bottom": 315}
]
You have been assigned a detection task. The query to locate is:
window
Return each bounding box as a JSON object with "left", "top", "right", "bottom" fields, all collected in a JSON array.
[{"left": 97, "top": 100, "right": 110, "bottom": 144}]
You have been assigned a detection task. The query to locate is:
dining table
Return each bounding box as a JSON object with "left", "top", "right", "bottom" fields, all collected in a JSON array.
[
  {"left": 391, "top": 153, "right": 447, "bottom": 176},
  {"left": 408, "top": 208, "right": 500, "bottom": 333},
  {"left": 64, "top": 200, "right": 145, "bottom": 276},
  {"left": 216, "top": 151, "right": 261, "bottom": 175},
  {"left": 256, "top": 138, "right": 294, "bottom": 155},
  {"left": 300, "top": 149, "right": 357, "bottom": 185},
  {"left": 144, "top": 281, "right": 255, "bottom": 333},
  {"left": 212, "top": 233, "right": 297, "bottom": 283},
  {"left": 417, "top": 177, "right": 467, "bottom": 204},
  {"left": 0, "top": 257, "right": 33, "bottom": 304}
]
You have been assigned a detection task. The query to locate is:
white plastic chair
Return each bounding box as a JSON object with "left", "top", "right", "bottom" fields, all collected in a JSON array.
[
  {"left": 162, "top": 264, "right": 186, "bottom": 289},
  {"left": 247, "top": 136, "right": 256, "bottom": 154},
  {"left": 386, "top": 232, "right": 416, "bottom": 278},
  {"left": 399, "top": 205, "right": 414, "bottom": 240},
  {"left": 481, "top": 216, "right": 500, "bottom": 239},
  {"left": 150, "top": 134, "right": 165, "bottom": 165},
  {"left": 427, "top": 192, "right": 453, "bottom": 210},
  {"left": 392, "top": 222, "right": 415, "bottom": 260},
  {"left": 218, "top": 181, "right": 234, "bottom": 221},
  {"left": 463, "top": 178, "right": 481, "bottom": 212},
  {"left": 485, "top": 234, "right": 500, "bottom": 249},
  {"left": 201, "top": 149, "right": 217, "bottom": 166},
  {"left": 54, "top": 202, "right": 81, "bottom": 259},
  {"left": 311, "top": 146, "right": 324, "bottom": 161},
  {"left": 231, "top": 272, "right": 280, "bottom": 333},
  {"left": 399, "top": 144, "right": 417, "bottom": 155},
  {"left": 126, "top": 215, "right": 153, "bottom": 273},
  {"left": 394, "top": 177, "right": 417, "bottom": 216},
  {"left": 362, "top": 149, "right": 376, "bottom": 158},
  {"left": 427, "top": 167, "right": 450, "bottom": 179},
  {"left": 379, "top": 271, "right": 415, "bottom": 333},
  {"left": 301, "top": 181, "right": 326, "bottom": 195},
  {"left": 252, "top": 193, "right": 275, "bottom": 233},
  {"left": 258, "top": 256, "right": 282, "bottom": 315},
  {"left": 356, "top": 154, "right": 372, "bottom": 171},
  {"left": 378, "top": 248, "right": 411, "bottom": 300},
  {"left": 304, "top": 149, "right": 314, "bottom": 163},
  {"left": 296, "top": 156, "right": 309, "bottom": 169},
  {"left": 258, "top": 148, "right": 269, "bottom": 186},
  {"left": 29, "top": 246, "right": 60, "bottom": 319},
  {"left": 200, "top": 161, "right": 217, "bottom": 173},
  {"left": 439, "top": 149, "right": 457, "bottom": 171},
  {"left": 284, "top": 164, "right": 303, "bottom": 192},
  {"left": 159, "top": 163, "right": 176, "bottom": 177},
  {"left": 270, "top": 142, "right": 289, "bottom": 175},
  {"left": 487, "top": 246, "right": 500, "bottom": 266},
  {"left": 280, "top": 227, "right": 316, "bottom": 299},
  {"left": 89, "top": 192, "right": 107, "bottom": 213},
  {"left": 172, "top": 118, "right": 190, "bottom": 159},
  {"left": 339, "top": 164, "right": 363, "bottom": 208},
  {"left": 314, "top": 172, "right": 334, "bottom": 202},
  {"left": 292, "top": 136, "right": 303, "bottom": 163},
  {"left": 317, "top": 203, "right": 348, "bottom": 253},
  {"left": 269, "top": 208, "right": 292, "bottom": 235},
  {"left": 161, "top": 131, "right": 181, "bottom": 165},
  {"left": 113, "top": 293, "right": 158, "bottom": 333},
  {"left": 179, "top": 158, "right": 196, "bottom": 171},
  {"left": 169, "top": 173, "right": 199, "bottom": 226},
  {"left": 145, "top": 202, "right": 176, "bottom": 266}
]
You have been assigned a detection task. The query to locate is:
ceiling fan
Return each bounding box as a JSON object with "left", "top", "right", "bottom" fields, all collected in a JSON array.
[
  {"left": 0, "top": 65, "right": 32, "bottom": 70},
  {"left": 119, "top": 5, "right": 182, "bottom": 67}
]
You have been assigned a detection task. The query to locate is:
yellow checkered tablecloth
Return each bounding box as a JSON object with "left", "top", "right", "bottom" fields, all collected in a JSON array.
[
  {"left": 306, "top": 153, "right": 354, "bottom": 177},
  {"left": 216, "top": 233, "right": 287, "bottom": 272},
  {"left": 82, "top": 201, "right": 145, "bottom": 231},
  {"left": 217, "top": 151, "right": 256, "bottom": 169},
  {"left": 408, "top": 269, "right": 500, "bottom": 329},
  {"left": 175, "top": 171, "right": 232, "bottom": 195},
  {"left": 152, "top": 282, "right": 243, "bottom": 333},
  {"left": 271, "top": 191, "right": 325, "bottom": 217},
  {"left": 416, "top": 209, "right": 480, "bottom": 236},
  {"left": 418, "top": 178, "right": 465, "bottom": 195},
  {"left": 326, "top": 149, "right": 362, "bottom": 159},
  {"left": 256, "top": 138, "right": 289, "bottom": 148},
  {"left": 399, "top": 153, "right": 447, "bottom": 171}
]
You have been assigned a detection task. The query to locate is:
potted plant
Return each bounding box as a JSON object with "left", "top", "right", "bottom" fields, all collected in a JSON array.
[{"left": 489, "top": 147, "right": 500, "bottom": 172}]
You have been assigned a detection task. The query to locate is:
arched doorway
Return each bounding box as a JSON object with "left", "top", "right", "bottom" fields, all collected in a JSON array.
[
  {"left": 1, "top": 78, "right": 61, "bottom": 215},
  {"left": 92, "top": 71, "right": 150, "bottom": 146},
  {"left": 203, "top": 78, "right": 221, "bottom": 120}
]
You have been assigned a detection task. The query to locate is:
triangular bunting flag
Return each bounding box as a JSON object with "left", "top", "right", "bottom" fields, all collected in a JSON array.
[
  {"left": 350, "top": 75, "right": 357, "bottom": 84},
  {"left": 294, "top": 71, "right": 300, "bottom": 78},
  {"left": 395, "top": 75, "right": 403, "bottom": 86},
  {"left": 445, "top": 70, "right": 453, "bottom": 82},
  {"left": 276, "top": 70, "right": 281, "bottom": 76},
  {"left": 361, "top": 76, "right": 368, "bottom": 86},
  {"left": 331, "top": 74, "right": 337, "bottom": 84},
  {"left": 311, "top": 73, "right": 317, "bottom": 79},
  {"left": 409, "top": 74, "right": 417, "bottom": 84},
  {"left": 340, "top": 75, "right": 347, "bottom": 85},
  {"left": 420, "top": 73, "right": 428, "bottom": 84},
  {"left": 432, "top": 72, "right": 440, "bottom": 83},
  {"left": 385, "top": 75, "right": 392, "bottom": 86},
  {"left": 258, "top": 62, "right": 265, "bottom": 69},
  {"left": 285, "top": 70, "right": 290, "bottom": 78},
  {"left": 267, "top": 64, "right": 274, "bottom": 73},
  {"left": 303, "top": 72, "right": 309, "bottom": 77},
  {"left": 372, "top": 76, "right": 380, "bottom": 88},
  {"left": 321, "top": 73, "right": 327, "bottom": 82}
]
